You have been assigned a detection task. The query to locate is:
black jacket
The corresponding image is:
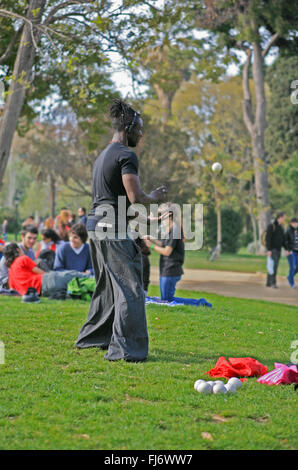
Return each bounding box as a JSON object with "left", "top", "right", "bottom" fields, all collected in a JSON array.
[
  {"left": 285, "top": 225, "right": 298, "bottom": 252},
  {"left": 265, "top": 221, "right": 286, "bottom": 251}
]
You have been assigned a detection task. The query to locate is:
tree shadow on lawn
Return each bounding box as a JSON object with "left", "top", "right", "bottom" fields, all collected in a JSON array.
[
  {"left": 148, "top": 348, "right": 219, "bottom": 365},
  {"left": 148, "top": 348, "right": 280, "bottom": 372}
]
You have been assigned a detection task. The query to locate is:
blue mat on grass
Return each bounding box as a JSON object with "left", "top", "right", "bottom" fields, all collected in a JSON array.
[{"left": 145, "top": 296, "right": 212, "bottom": 308}]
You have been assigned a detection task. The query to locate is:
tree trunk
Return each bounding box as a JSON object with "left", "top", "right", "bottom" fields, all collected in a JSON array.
[
  {"left": 249, "top": 207, "right": 258, "bottom": 248},
  {"left": 242, "top": 41, "right": 271, "bottom": 241},
  {"left": 153, "top": 84, "right": 174, "bottom": 125},
  {"left": 251, "top": 127, "right": 271, "bottom": 236},
  {"left": 49, "top": 173, "right": 56, "bottom": 218},
  {"left": 0, "top": 0, "right": 46, "bottom": 188},
  {"left": 251, "top": 41, "right": 271, "bottom": 236},
  {"left": 6, "top": 152, "right": 16, "bottom": 208}
]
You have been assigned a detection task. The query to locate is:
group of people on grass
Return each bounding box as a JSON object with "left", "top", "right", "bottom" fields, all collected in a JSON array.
[
  {"left": 0, "top": 216, "right": 94, "bottom": 302},
  {"left": 265, "top": 212, "right": 298, "bottom": 289},
  {"left": 0, "top": 202, "right": 185, "bottom": 306}
]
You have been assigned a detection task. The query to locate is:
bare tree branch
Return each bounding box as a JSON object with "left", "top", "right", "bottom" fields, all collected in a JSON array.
[
  {"left": 64, "top": 179, "right": 92, "bottom": 197},
  {"left": 43, "top": 0, "right": 93, "bottom": 26},
  {"left": 262, "top": 32, "right": 279, "bottom": 58},
  {"left": 0, "top": 24, "right": 23, "bottom": 64}
]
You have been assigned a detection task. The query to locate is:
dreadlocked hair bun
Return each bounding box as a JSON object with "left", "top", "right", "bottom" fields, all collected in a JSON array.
[{"left": 109, "top": 98, "right": 136, "bottom": 131}]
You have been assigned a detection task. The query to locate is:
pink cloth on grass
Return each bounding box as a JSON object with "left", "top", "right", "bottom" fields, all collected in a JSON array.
[{"left": 257, "top": 363, "right": 298, "bottom": 386}]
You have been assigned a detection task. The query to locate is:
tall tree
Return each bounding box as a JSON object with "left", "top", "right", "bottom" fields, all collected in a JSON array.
[
  {"left": 173, "top": 75, "right": 256, "bottom": 252},
  {"left": 266, "top": 54, "right": 298, "bottom": 163},
  {"left": 0, "top": 0, "right": 47, "bottom": 187},
  {"left": 194, "top": 0, "right": 298, "bottom": 238},
  {"left": 0, "top": 0, "right": 143, "bottom": 187}
]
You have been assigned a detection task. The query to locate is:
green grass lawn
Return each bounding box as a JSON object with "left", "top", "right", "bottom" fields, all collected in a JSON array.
[
  {"left": 0, "top": 286, "right": 297, "bottom": 450},
  {"left": 150, "top": 250, "right": 289, "bottom": 276}
]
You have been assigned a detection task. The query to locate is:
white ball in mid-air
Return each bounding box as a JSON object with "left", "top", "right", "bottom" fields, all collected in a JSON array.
[
  {"left": 227, "top": 377, "right": 242, "bottom": 389},
  {"left": 196, "top": 382, "right": 212, "bottom": 394},
  {"left": 211, "top": 162, "right": 223, "bottom": 173},
  {"left": 213, "top": 383, "right": 227, "bottom": 394}
]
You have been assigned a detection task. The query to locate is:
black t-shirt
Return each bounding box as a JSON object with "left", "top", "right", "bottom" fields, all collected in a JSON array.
[
  {"left": 87, "top": 143, "right": 139, "bottom": 232},
  {"left": 159, "top": 225, "right": 185, "bottom": 277}
]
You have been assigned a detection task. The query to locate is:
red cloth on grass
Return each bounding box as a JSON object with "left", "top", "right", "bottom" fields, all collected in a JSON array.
[{"left": 205, "top": 356, "right": 268, "bottom": 379}]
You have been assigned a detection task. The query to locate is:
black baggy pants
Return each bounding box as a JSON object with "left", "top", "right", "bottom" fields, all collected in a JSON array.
[{"left": 75, "top": 232, "right": 148, "bottom": 362}]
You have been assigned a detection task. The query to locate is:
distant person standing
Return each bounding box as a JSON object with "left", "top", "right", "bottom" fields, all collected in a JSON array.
[
  {"left": 285, "top": 217, "right": 298, "bottom": 288},
  {"left": 78, "top": 207, "right": 87, "bottom": 226},
  {"left": 265, "top": 212, "right": 287, "bottom": 288}
]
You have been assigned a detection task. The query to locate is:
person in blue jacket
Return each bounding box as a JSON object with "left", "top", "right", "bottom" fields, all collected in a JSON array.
[{"left": 54, "top": 223, "right": 93, "bottom": 275}]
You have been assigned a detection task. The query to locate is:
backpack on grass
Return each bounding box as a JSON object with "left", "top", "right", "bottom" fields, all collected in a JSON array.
[{"left": 67, "top": 277, "right": 96, "bottom": 301}]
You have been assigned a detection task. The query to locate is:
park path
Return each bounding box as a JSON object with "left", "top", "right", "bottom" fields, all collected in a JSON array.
[{"left": 149, "top": 266, "right": 298, "bottom": 307}]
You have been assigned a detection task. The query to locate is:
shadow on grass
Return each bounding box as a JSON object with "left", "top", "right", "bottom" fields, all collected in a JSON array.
[
  {"left": 147, "top": 348, "right": 283, "bottom": 374},
  {"left": 148, "top": 348, "right": 219, "bottom": 365}
]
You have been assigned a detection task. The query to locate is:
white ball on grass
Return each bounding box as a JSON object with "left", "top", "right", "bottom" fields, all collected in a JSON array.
[
  {"left": 194, "top": 379, "right": 205, "bottom": 391},
  {"left": 207, "top": 381, "right": 216, "bottom": 390},
  {"left": 228, "top": 377, "right": 242, "bottom": 389},
  {"left": 225, "top": 383, "right": 237, "bottom": 394},
  {"left": 196, "top": 382, "right": 212, "bottom": 394},
  {"left": 213, "top": 383, "right": 227, "bottom": 394}
]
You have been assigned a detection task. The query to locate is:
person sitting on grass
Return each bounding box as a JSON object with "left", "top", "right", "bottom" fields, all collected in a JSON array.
[
  {"left": 0, "top": 238, "right": 5, "bottom": 260},
  {"left": 35, "top": 228, "right": 62, "bottom": 258},
  {"left": 53, "top": 223, "right": 93, "bottom": 275},
  {"left": 19, "top": 224, "right": 38, "bottom": 259},
  {"left": 77, "top": 207, "right": 87, "bottom": 226},
  {"left": 0, "top": 224, "right": 38, "bottom": 288},
  {"left": 54, "top": 209, "right": 71, "bottom": 242},
  {"left": 3, "top": 243, "right": 88, "bottom": 303},
  {"left": 35, "top": 228, "right": 64, "bottom": 271}
]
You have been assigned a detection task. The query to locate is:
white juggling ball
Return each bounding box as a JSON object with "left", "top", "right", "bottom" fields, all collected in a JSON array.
[
  {"left": 213, "top": 383, "right": 227, "bottom": 394},
  {"left": 211, "top": 162, "right": 223, "bottom": 173},
  {"left": 196, "top": 382, "right": 212, "bottom": 394},
  {"left": 227, "top": 377, "right": 242, "bottom": 389},
  {"left": 194, "top": 379, "right": 205, "bottom": 391},
  {"left": 225, "top": 383, "right": 237, "bottom": 394}
]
